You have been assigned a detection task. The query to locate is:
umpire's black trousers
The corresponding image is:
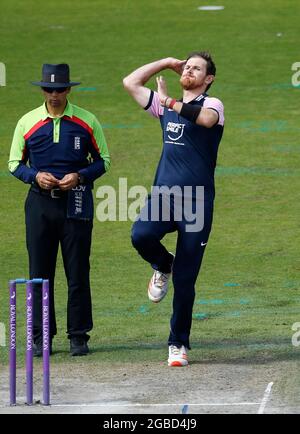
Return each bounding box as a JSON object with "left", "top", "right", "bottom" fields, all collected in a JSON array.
[{"left": 25, "top": 188, "right": 93, "bottom": 342}]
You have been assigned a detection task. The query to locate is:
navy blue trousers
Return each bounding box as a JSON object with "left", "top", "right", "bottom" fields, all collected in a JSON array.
[
  {"left": 25, "top": 189, "right": 93, "bottom": 342},
  {"left": 131, "top": 194, "right": 213, "bottom": 349}
]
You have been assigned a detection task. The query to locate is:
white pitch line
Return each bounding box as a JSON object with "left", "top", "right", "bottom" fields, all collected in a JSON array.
[
  {"left": 50, "top": 402, "right": 261, "bottom": 408},
  {"left": 258, "top": 382, "right": 274, "bottom": 414}
]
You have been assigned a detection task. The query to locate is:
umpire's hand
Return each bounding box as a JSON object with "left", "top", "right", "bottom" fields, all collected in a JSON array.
[
  {"left": 36, "top": 172, "right": 59, "bottom": 190},
  {"left": 58, "top": 173, "right": 80, "bottom": 190}
]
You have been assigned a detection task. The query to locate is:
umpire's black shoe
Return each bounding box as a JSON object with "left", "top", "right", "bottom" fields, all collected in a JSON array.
[
  {"left": 33, "top": 337, "right": 53, "bottom": 357},
  {"left": 70, "top": 337, "right": 89, "bottom": 356}
]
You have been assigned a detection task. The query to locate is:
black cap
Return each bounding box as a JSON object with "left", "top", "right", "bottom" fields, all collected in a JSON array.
[{"left": 31, "top": 64, "right": 81, "bottom": 87}]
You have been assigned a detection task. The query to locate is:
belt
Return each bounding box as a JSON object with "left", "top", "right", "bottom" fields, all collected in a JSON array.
[{"left": 30, "top": 185, "right": 68, "bottom": 199}]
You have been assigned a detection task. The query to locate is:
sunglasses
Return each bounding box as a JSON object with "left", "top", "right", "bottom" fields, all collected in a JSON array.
[{"left": 42, "top": 87, "right": 68, "bottom": 93}]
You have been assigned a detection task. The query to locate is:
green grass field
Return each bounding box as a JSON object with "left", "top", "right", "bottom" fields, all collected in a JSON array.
[{"left": 1, "top": 0, "right": 300, "bottom": 373}]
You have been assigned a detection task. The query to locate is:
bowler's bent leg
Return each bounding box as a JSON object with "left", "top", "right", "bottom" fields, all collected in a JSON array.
[{"left": 131, "top": 196, "right": 176, "bottom": 273}]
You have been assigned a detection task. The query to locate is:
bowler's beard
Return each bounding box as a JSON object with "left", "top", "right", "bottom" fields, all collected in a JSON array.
[{"left": 180, "top": 75, "right": 197, "bottom": 90}]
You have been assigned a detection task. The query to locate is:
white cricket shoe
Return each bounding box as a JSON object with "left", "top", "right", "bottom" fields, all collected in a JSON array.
[
  {"left": 168, "top": 345, "right": 188, "bottom": 367},
  {"left": 148, "top": 270, "right": 171, "bottom": 303},
  {"left": 148, "top": 253, "right": 174, "bottom": 303}
]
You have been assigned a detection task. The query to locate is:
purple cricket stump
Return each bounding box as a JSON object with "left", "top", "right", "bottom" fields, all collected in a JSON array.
[
  {"left": 42, "top": 279, "right": 50, "bottom": 405},
  {"left": 9, "top": 280, "right": 17, "bottom": 406},
  {"left": 26, "top": 280, "right": 33, "bottom": 405}
]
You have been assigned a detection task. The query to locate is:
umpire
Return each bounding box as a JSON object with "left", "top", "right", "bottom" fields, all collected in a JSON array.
[{"left": 8, "top": 64, "right": 110, "bottom": 356}]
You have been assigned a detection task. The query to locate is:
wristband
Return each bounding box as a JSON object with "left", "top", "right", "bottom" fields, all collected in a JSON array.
[
  {"left": 179, "top": 103, "right": 202, "bottom": 123},
  {"left": 163, "top": 96, "right": 171, "bottom": 107},
  {"left": 78, "top": 173, "right": 85, "bottom": 185},
  {"left": 168, "top": 99, "right": 177, "bottom": 109}
]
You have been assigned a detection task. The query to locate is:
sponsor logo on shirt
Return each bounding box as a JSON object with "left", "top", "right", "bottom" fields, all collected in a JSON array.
[{"left": 166, "top": 122, "right": 185, "bottom": 142}]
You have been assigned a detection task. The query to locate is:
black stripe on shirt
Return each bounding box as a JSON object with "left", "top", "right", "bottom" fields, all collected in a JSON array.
[
  {"left": 144, "top": 90, "right": 154, "bottom": 110},
  {"left": 206, "top": 107, "right": 220, "bottom": 125}
]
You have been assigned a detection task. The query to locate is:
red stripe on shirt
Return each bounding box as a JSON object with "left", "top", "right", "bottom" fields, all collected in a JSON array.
[
  {"left": 21, "top": 145, "right": 27, "bottom": 161},
  {"left": 24, "top": 118, "right": 51, "bottom": 141},
  {"left": 67, "top": 115, "right": 100, "bottom": 153}
]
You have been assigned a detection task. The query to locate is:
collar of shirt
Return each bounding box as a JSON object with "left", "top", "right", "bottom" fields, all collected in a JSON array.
[{"left": 41, "top": 100, "right": 74, "bottom": 121}]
